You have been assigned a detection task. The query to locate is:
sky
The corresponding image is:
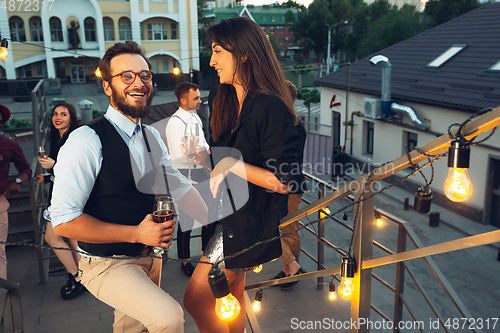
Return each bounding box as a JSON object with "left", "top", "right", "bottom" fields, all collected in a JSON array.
[{"left": 244, "top": 0, "right": 314, "bottom": 7}]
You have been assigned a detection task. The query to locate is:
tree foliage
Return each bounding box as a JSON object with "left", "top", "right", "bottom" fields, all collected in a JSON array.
[{"left": 289, "top": 0, "right": 483, "bottom": 63}]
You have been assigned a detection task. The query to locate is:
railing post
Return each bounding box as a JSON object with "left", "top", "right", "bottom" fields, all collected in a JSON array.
[
  {"left": 317, "top": 183, "right": 325, "bottom": 290},
  {"left": 351, "top": 182, "right": 374, "bottom": 333},
  {"left": 393, "top": 224, "right": 407, "bottom": 332}
]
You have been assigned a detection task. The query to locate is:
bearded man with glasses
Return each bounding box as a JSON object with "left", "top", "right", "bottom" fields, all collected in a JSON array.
[{"left": 45, "top": 41, "right": 207, "bottom": 333}]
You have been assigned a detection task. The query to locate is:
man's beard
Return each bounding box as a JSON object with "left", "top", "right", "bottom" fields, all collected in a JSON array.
[{"left": 111, "top": 85, "right": 153, "bottom": 119}]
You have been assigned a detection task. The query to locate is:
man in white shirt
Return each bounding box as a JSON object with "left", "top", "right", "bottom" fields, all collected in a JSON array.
[
  {"left": 47, "top": 41, "right": 207, "bottom": 333},
  {"left": 165, "top": 82, "right": 213, "bottom": 277}
]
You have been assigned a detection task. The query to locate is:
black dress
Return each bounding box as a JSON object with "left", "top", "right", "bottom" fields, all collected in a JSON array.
[{"left": 203, "top": 92, "right": 305, "bottom": 269}]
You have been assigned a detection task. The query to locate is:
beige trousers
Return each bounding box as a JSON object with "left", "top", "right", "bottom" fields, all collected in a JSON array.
[
  {"left": 79, "top": 255, "right": 184, "bottom": 333},
  {"left": 0, "top": 195, "right": 9, "bottom": 280},
  {"left": 280, "top": 193, "right": 303, "bottom": 266}
]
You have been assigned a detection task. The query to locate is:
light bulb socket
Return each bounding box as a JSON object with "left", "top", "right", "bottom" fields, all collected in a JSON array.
[
  {"left": 254, "top": 290, "right": 263, "bottom": 302},
  {"left": 208, "top": 266, "right": 231, "bottom": 299},
  {"left": 340, "top": 256, "right": 356, "bottom": 278},
  {"left": 448, "top": 139, "right": 470, "bottom": 169},
  {"left": 414, "top": 187, "right": 433, "bottom": 214},
  {"left": 342, "top": 212, "right": 348, "bottom": 221},
  {"left": 0, "top": 39, "right": 8, "bottom": 49},
  {"left": 329, "top": 282, "right": 336, "bottom": 293}
]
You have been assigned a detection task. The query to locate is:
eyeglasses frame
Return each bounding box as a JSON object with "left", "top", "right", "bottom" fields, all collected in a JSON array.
[{"left": 111, "top": 70, "right": 153, "bottom": 84}]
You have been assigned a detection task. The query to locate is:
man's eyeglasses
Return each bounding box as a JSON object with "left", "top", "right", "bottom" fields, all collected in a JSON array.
[{"left": 111, "top": 70, "right": 153, "bottom": 84}]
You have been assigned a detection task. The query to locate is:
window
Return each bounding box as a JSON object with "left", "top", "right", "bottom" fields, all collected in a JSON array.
[
  {"left": 281, "top": 16, "right": 285, "bottom": 22},
  {"left": 261, "top": 26, "right": 266, "bottom": 32},
  {"left": 36, "top": 61, "right": 47, "bottom": 77},
  {"left": 427, "top": 45, "right": 466, "bottom": 68},
  {"left": 84, "top": 18, "right": 97, "bottom": 42},
  {"left": 488, "top": 60, "right": 500, "bottom": 72},
  {"left": 150, "top": 59, "right": 158, "bottom": 73},
  {"left": 30, "top": 18, "right": 43, "bottom": 42},
  {"left": 16, "top": 65, "right": 32, "bottom": 78},
  {"left": 171, "top": 23, "right": 177, "bottom": 39},
  {"left": 50, "top": 17, "right": 63, "bottom": 42},
  {"left": 118, "top": 17, "right": 132, "bottom": 41},
  {"left": 103, "top": 17, "right": 115, "bottom": 41},
  {"left": 271, "top": 16, "right": 275, "bottom": 22},
  {"left": 278, "top": 26, "right": 284, "bottom": 33},
  {"left": 147, "top": 23, "right": 167, "bottom": 40},
  {"left": 270, "top": 26, "right": 275, "bottom": 33},
  {"left": 9, "top": 17, "right": 26, "bottom": 42},
  {"left": 279, "top": 38, "right": 284, "bottom": 45},
  {"left": 161, "top": 60, "right": 169, "bottom": 73},
  {"left": 262, "top": 16, "right": 266, "bottom": 22},
  {"left": 406, "top": 131, "right": 418, "bottom": 152},
  {"left": 365, "top": 121, "right": 374, "bottom": 155}
]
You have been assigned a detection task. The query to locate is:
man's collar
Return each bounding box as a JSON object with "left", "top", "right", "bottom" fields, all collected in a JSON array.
[{"left": 105, "top": 105, "right": 142, "bottom": 138}]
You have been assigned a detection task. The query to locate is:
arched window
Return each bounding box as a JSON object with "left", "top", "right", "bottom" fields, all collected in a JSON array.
[
  {"left": 103, "top": 17, "right": 115, "bottom": 41},
  {"left": 30, "top": 16, "right": 43, "bottom": 42},
  {"left": 50, "top": 17, "right": 63, "bottom": 42},
  {"left": 118, "top": 17, "right": 132, "bottom": 41},
  {"left": 84, "top": 17, "right": 96, "bottom": 42},
  {"left": 9, "top": 16, "right": 26, "bottom": 42}
]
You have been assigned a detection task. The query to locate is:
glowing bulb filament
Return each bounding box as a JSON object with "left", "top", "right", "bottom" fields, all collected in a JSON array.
[
  {"left": 339, "top": 277, "right": 354, "bottom": 299},
  {"left": 95, "top": 67, "right": 101, "bottom": 77},
  {"left": 444, "top": 168, "right": 472, "bottom": 202},
  {"left": 0, "top": 47, "right": 8, "bottom": 59},
  {"left": 173, "top": 67, "right": 180, "bottom": 75},
  {"left": 252, "top": 300, "right": 261, "bottom": 311},
  {"left": 329, "top": 291, "right": 336, "bottom": 300},
  {"left": 252, "top": 264, "right": 263, "bottom": 273},
  {"left": 376, "top": 218, "right": 384, "bottom": 227},
  {"left": 320, "top": 207, "right": 330, "bottom": 219},
  {"left": 215, "top": 293, "right": 241, "bottom": 321}
]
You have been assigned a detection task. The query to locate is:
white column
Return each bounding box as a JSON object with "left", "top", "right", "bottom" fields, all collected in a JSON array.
[
  {"left": 0, "top": 10, "right": 16, "bottom": 79},
  {"left": 130, "top": 0, "right": 142, "bottom": 45},
  {"left": 190, "top": 0, "right": 199, "bottom": 71},
  {"left": 178, "top": 0, "right": 189, "bottom": 73},
  {"left": 167, "top": 0, "right": 173, "bottom": 13},
  {"left": 144, "top": 0, "right": 149, "bottom": 12}
]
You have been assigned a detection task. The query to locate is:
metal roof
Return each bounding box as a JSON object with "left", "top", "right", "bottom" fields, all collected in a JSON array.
[{"left": 315, "top": 2, "right": 500, "bottom": 113}]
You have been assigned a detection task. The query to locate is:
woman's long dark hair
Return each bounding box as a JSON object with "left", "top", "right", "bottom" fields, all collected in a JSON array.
[
  {"left": 206, "top": 17, "right": 297, "bottom": 142},
  {"left": 49, "top": 102, "right": 78, "bottom": 158}
]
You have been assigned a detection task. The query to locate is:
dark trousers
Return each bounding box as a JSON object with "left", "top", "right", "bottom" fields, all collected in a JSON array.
[{"left": 176, "top": 168, "right": 215, "bottom": 260}]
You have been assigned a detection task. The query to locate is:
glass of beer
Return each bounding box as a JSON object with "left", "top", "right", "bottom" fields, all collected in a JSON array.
[{"left": 152, "top": 195, "right": 175, "bottom": 254}]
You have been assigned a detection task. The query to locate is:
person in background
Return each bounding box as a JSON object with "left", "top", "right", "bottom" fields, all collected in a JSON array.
[
  {"left": 183, "top": 17, "right": 304, "bottom": 333},
  {"left": 165, "top": 82, "right": 213, "bottom": 277},
  {"left": 46, "top": 41, "right": 207, "bottom": 333},
  {"left": 271, "top": 80, "right": 308, "bottom": 290},
  {"left": 0, "top": 104, "right": 32, "bottom": 280},
  {"left": 38, "top": 102, "right": 83, "bottom": 299}
]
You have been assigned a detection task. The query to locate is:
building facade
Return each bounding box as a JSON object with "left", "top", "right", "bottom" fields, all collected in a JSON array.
[
  {"left": 315, "top": 2, "right": 500, "bottom": 226},
  {"left": 205, "top": 5, "right": 303, "bottom": 58},
  {"left": 0, "top": 0, "right": 199, "bottom": 82}
]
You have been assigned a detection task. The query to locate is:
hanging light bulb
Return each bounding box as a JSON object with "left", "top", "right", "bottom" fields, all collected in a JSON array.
[
  {"left": 252, "top": 264, "right": 263, "bottom": 273},
  {"left": 444, "top": 138, "right": 472, "bottom": 202},
  {"left": 320, "top": 207, "right": 330, "bottom": 219},
  {"left": 173, "top": 67, "right": 180, "bottom": 75},
  {"left": 342, "top": 212, "right": 348, "bottom": 221},
  {"left": 328, "top": 282, "right": 336, "bottom": 300},
  {"left": 0, "top": 39, "right": 8, "bottom": 59},
  {"left": 414, "top": 186, "right": 433, "bottom": 213},
  {"left": 374, "top": 212, "right": 384, "bottom": 227},
  {"left": 95, "top": 67, "right": 101, "bottom": 77},
  {"left": 252, "top": 290, "right": 263, "bottom": 311},
  {"left": 338, "top": 256, "right": 355, "bottom": 299},
  {"left": 208, "top": 266, "right": 241, "bottom": 322}
]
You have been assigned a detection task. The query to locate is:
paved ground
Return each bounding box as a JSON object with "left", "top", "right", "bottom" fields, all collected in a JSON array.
[{"left": 1, "top": 82, "right": 499, "bottom": 332}]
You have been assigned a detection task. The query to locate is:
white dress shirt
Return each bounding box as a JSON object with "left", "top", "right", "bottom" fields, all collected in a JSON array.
[
  {"left": 45, "top": 105, "right": 190, "bottom": 228},
  {"left": 165, "top": 107, "right": 209, "bottom": 170}
]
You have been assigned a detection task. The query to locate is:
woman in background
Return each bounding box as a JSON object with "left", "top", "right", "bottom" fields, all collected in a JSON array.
[
  {"left": 38, "top": 102, "right": 82, "bottom": 300},
  {"left": 183, "top": 17, "right": 304, "bottom": 333}
]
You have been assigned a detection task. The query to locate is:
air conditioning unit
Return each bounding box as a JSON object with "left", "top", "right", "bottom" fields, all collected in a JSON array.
[{"left": 364, "top": 97, "right": 381, "bottom": 119}]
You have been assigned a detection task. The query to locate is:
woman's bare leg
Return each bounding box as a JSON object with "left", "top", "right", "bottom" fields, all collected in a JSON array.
[
  {"left": 44, "top": 221, "right": 79, "bottom": 276},
  {"left": 184, "top": 256, "right": 246, "bottom": 333}
]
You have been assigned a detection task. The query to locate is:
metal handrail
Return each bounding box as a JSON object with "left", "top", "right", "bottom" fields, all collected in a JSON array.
[{"left": 244, "top": 106, "right": 500, "bottom": 332}]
